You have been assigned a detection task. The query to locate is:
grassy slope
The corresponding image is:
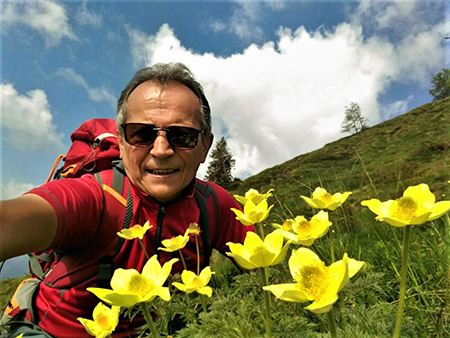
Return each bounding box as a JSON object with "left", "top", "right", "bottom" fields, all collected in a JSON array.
[{"left": 231, "top": 97, "right": 450, "bottom": 222}]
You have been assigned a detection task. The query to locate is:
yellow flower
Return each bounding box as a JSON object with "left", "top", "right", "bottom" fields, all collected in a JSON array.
[
  {"left": 301, "top": 187, "right": 352, "bottom": 211},
  {"left": 230, "top": 199, "right": 274, "bottom": 226},
  {"left": 187, "top": 222, "right": 201, "bottom": 235},
  {"left": 361, "top": 183, "right": 450, "bottom": 227},
  {"left": 87, "top": 255, "right": 178, "bottom": 307},
  {"left": 234, "top": 188, "right": 274, "bottom": 205},
  {"left": 226, "top": 229, "right": 291, "bottom": 269},
  {"left": 159, "top": 229, "right": 190, "bottom": 252},
  {"left": 15, "top": 335, "right": 24, "bottom": 338},
  {"left": 263, "top": 248, "right": 365, "bottom": 314},
  {"left": 117, "top": 221, "right": 152, "bottom": 240},
  {"left": 172, "top": 266, "right": 215, "bottom": 297},
  {"left": 273, "top": 210, "right": 332, "bottom": 246},
  {"left": 77, "top": 302, "right": 120, "bottom": 338}
]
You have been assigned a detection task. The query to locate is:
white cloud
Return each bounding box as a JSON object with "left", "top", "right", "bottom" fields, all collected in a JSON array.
[
  {"left": 127, "top": 18, "right": 446, "bottom": 179},
  {"left": 76, "top": 1, "right": 102, "bottom": 28},
  {"left": 0, "top": 83, "right": 64, "bottom": 153},
  {"left": 0, "top": 178, "right": 36, "bottom": 200},
  {"left": 209, "top": 20, "right": 227, "bottom": 33},
  {"left": 229, "top": 1, "right": 264, "bottom": 41},
  {"left": 55, "top": 68, "right": 116, "bottom": 108},
  {"left": 0, "top": 0, "right": 75, "bottom": 46},
  {"left": 380, "top": 96, "right": 415, "bottom": 121}
]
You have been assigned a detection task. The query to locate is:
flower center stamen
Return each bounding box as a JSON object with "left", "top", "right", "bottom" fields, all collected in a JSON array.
[
  {"left": 127, "top": 274, "right": 154, "bottom": 297},
  {"left": 95, "top": 313, "right": 112, "bottom": 330},
  {"left": 293, "top": 219, "right": 313, "bottom": 236},
  {"left": 294, "top": 262, "right": 328, "bottom": 299},
  {"left": 392, "top": 196, "right": 418, "bottom": 221},
  {"left": 320, "top": 193, "right": 333, "bottom": 202}
]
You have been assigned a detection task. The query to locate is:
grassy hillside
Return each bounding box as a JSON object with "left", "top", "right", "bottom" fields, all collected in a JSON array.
[{"left": 231, "top": 97, "right": 450, "bottom": 223}]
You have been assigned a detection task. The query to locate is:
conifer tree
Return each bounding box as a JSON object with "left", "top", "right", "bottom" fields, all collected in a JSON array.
[
  {"left": 340, "top": 102, "right": 368, "bottom": 134},
  {"left": 205, "top": 137, "right": 236, "bottom": 189}
]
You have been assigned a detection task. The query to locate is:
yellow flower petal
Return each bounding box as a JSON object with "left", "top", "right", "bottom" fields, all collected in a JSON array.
[
  {"left": 263, "top": 284, "right": 309, "bottom": 302},
  {"left": 87, "top": 288, "right": 141, "bottom": 308},
  {"left": 199, "top": 266, "right": 214, "bottom": 285},
  {"left": 172, "top": 267, "right": 214, "bottom": 296},
  {"left": 300, "top": 195, "right": 320, "bottom": 209},
  {"left": 234, "top": 188, "right": 274, "bottom": 205},
  {"left": 265, "top": 249, "right": 364, "bottom": 314},
  {"left": 78, "top": 302, "right": 120, "bottom": 338},
  {"left": 89, "top": 255, "right": 176, "bottom": 308},
  {"left": 362, "top": 184, "right": 450, "bottom": 226},
  {"left": 159, "top": 230, "right": 190, "bottom": 252},
  {"left": 172, "top": 282, "right": 187, "bottom": 292},
  {"left": 230, "top": 207, "right": 254, "bottom": 226},
  {"left": 234, "top": 195, "right": 248, "bottom": 205},
  {"left": 429, "top": 201, "right": 450, "bottom": 220},
  {"left": 347, "top": 258, "right": 367, "bottom": 278},
  {"left": 117, "top": 221, "right": 152, "bottom": 240},
  {"left": 226, "top": 243, "right": 257, "bottom": 270},
  {"left": 197, "top": 286, "right": 213, "bottom": 297},
  {"left": 305, "top": 296, "right": 338, "bottom": 314},
  {"left": 403, "top": 183, "right": 435, "bottom": 206},
  {"left": 302, "top": 188, "right": 351, "bottom": 210}
]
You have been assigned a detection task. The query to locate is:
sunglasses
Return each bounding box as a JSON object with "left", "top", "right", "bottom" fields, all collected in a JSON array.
[{"left": 121, "top": 123, "right": 203, "bottom": 149}]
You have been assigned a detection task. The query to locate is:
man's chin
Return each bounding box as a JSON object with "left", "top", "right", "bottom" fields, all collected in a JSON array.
[{"left": 140, "top": 182, "right": 181, "bottom": 203}]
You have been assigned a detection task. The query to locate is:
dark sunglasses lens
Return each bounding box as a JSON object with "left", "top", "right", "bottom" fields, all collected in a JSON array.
[
  {"left": 168, "top": 127, "right": 199, "bottom": 149},
  {"left": 125, "top": 124, "right": 157, "bottom": 146}
]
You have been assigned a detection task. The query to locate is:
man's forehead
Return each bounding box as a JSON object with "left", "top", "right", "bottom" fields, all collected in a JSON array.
[
  {"left": 131, "top": 80, "right": 198, "bottom": 98},
  {"left": 125, "top": 80, "right": 202, "bottom": 121}
]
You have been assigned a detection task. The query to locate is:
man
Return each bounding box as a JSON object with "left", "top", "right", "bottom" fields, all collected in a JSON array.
[{"left": 0, "top": 63, "right": 253, "bottom": 337}]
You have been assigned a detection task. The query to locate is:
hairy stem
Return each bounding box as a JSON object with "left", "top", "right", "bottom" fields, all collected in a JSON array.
[
  {"left": 393, "top": 225, "right": 411, "bottom": 338},
  {"left": 141, "top": 302, "right": 158, "bottom": 338}
]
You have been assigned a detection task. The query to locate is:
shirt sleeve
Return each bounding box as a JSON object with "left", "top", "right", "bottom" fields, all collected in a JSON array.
[
  {"left": 25, "top": 174, "right": 104, "bottom": 250},
  {"left": 209, "top": 183, "right": 256, "bottom": 254}
]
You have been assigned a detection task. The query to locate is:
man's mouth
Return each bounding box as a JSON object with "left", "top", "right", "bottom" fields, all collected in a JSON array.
[{"left": 146, "top": 169, "right": 177, "bottom": 176}]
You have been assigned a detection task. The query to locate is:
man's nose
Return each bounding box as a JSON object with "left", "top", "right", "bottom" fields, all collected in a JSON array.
[{"left": 149, "top": 131, "right": 175, "bottom": 157}]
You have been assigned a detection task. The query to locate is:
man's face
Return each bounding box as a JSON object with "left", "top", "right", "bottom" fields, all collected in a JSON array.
[{"left": 118, "top": 80, "right": 213, "bottom": 203}]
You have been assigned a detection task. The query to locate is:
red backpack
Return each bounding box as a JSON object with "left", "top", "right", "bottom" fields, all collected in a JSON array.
[{"left": 30, "top": 118, "right": 126, "bottom": 280}]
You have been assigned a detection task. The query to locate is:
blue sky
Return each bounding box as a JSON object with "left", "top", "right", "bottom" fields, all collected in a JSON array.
[{"left": 0, "top": 0, "right": 449, "bottom": 278}]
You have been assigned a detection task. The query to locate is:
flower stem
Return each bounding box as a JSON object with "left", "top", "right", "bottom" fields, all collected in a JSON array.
[
  {"left": 195, "top": 234, "right": 200, "bottom": 275},
  {"left": 141, "top": 302, "right": 159, "bottom": 338},
  {"left": 264, "top": 266, "right": 273, "bottom": 308},
  {"left": 138, "top": 239, "right": 150, "bottom": 260},
  {"left": 260, "top": 267, "right": 271, "bottom": 338},
  {"left": 327, "top": 309, "right": 338, "bottom": 338},
  {"left": 339, "top": 294, "right": 348, "bottom": 333},
  {"left": 200, "top": 294, "right": 208, "bottom": 313},
  {"left": 257, "top": 223, "right": 265, "bottom": 240},
  {"left": 393, "top": 225, "right": 411, "bottom": 338},
  {"left": 178, "top": 249, "right": 187, "bottom": 271},
  {"left": 329, "top": 229, "right": 335, "bottom": 263}
]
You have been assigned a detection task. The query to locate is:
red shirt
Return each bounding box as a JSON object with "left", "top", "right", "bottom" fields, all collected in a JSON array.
[{"left": 27, "top": 170, "right": 253, "bottom": 337}]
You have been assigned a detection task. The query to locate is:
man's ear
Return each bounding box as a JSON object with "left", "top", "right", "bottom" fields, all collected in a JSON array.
[
  {"left": 201, "top": 133, "right": 214, "bottom": 163},
  {"left": 117, "top": 132, "right": 124, "bottom": 159}
]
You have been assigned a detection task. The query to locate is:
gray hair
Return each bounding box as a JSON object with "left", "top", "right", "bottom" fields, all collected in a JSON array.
[{"left": 116, "top": 62, "right": 211, "bottom": 139}]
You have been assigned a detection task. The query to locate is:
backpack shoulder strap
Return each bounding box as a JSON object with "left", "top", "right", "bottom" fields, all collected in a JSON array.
[
  {"left": 194, "top": 181, "right": 219, "bottom": 267},
  {"left": 94, "top": 162, "right": 134, "bottom": 287}
]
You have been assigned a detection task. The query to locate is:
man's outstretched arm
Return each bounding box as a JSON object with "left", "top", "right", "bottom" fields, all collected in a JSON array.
[{"left": 0, "top": 194, "right": 57, "bottom": 261}]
